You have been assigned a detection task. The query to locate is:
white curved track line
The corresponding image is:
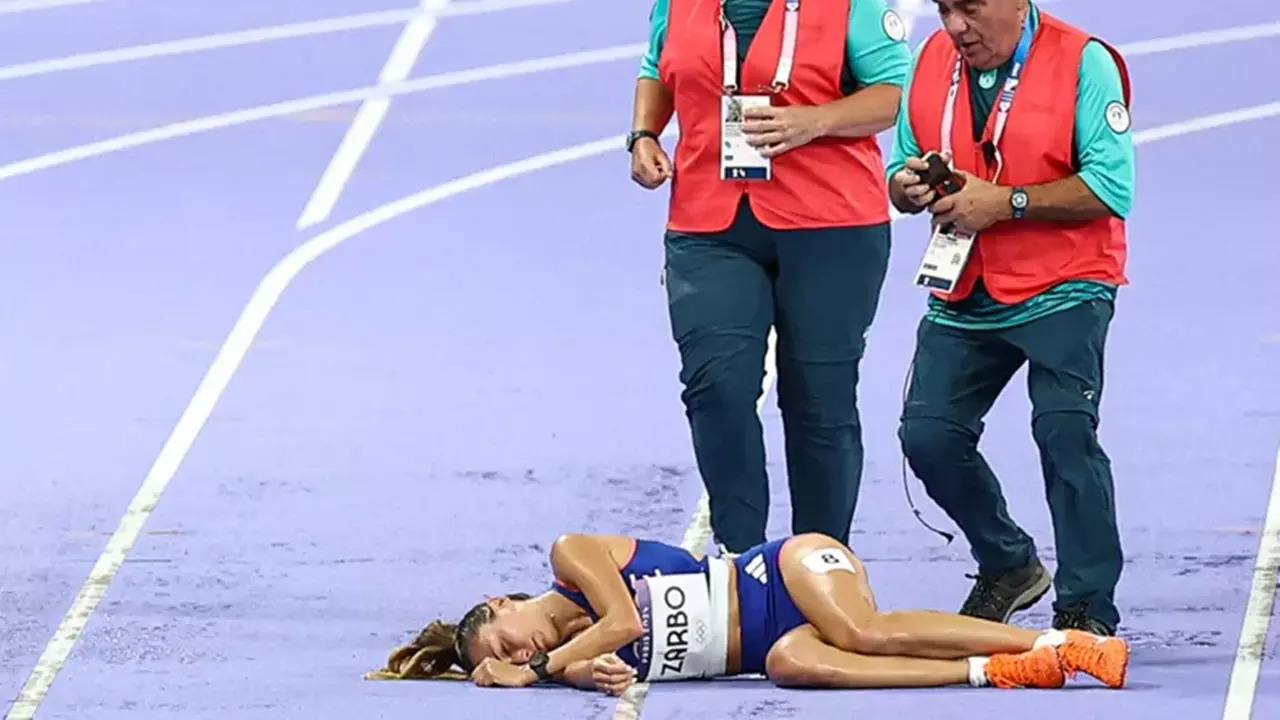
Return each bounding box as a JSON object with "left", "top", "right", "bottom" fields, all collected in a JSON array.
[
  {"left": 0, "top": 42, "right": 646, "bottom": 183},
  {"left": 0, "top": 0, "right": 570, "bottom": 82},
  {"left": 0, "top": 0, "right": 97, "bottom": 15},
  {"left": 297, "top": 0, "right": 452, "bottom": 231},
  {"left": 0, "top": 8, "right": 417, "bottom": 80},
  {"left": 0, "top": 21, "right": 1277, "bottom": 186},
  {"left": 1121, "top": 21, "right": 1280, "bottom": 56},
  {"left": 1223, "top": 445, "right": 1280, "bottom": 720},
  {"left": 893, "top": 0, "right": 925, "bottom": 40}
]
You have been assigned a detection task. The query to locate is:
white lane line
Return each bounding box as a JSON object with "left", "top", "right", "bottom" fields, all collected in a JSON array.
[
  {"left": 0, "top": 42, "right": 646, "bottom": 183},
  {"left": 297, "top": 0, "right": 451, "bottom": 231},
  {"left": 1222, "top": 445, "right": 1280, "bottom": 720},
  {"left": 0, "top": 0, "right": 98, "bottom": 15},
  {"left": 893, "top": 0, "right": 925, "bottom": 40},
  {"left": 1121, "top": 21, "right": 1280, "bottom": 56},
  {"left": 0, "top": 21, "right": 1276, "bottom": 185},
  {"left": 0, "top": 0, "right": 571, "bottom": 83},
  {"left": 1131, "top": 102, "right": 1280, "bottom": 145},
  {"left": 611, "top": 327, "right": 778, "bottom": 720}
]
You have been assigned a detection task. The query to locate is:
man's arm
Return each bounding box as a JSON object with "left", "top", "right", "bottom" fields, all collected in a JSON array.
[
  {"left": 1021, "top": 41, "right": 1135, "bottom": 222},
  {"left": 886, "top": 41, "right": 928, "bottom": 213}
]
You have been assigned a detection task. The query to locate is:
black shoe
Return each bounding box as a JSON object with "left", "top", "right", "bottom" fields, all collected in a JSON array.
[
  {"left": 1052, "top": 604, "right": 1116, "bottom": 636},
  {"left": 958, "top": 558, "right": 1052, "bottom": 623}
]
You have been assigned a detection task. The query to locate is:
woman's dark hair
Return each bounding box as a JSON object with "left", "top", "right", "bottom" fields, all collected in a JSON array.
[{"left": 365, "top": 593, "right": 532, "bottom": 680}]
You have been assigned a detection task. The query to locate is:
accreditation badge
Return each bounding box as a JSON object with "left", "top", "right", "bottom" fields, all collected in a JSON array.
[
  {"left": 720, "top": 95, "right": 772, "bottom": 181},
  {"left": 914, "top": 224, "right": 976, "bottom": 294}
]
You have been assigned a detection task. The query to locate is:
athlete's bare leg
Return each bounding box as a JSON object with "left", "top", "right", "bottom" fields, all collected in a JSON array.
[
  {"left": 778, "top": 534, "right": 1045, "bottom": 659},
  {"left": 763, "top": 625, "right": 1063, "bottom": 689},
  {"left": 775, "top": 534, "right": 1128, "bottom": 688}
]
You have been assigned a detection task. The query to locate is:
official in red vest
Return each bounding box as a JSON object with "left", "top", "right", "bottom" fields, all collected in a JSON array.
[
  {"left": 628, "top": 0, "right": 912, "bottom": 554},
  {"left": 887, "top": 0, "right": 1135, "bottom": 637}
]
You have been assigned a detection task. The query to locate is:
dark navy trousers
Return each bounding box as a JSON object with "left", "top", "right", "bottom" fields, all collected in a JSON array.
[
  {"left": 663, "top": 198, "right": 890, "bottom": 552},
  {"left": 898, "top": 298, "right": 1123, "bottom": 628}
]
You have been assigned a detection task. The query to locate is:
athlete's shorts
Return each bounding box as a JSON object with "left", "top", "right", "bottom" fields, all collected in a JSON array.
[{"left": 733, "top": 538, "right": 808, "bottom": 674}]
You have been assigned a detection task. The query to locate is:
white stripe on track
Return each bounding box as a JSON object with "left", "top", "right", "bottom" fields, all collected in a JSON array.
[
  {"left": 0, "top": 0, "right": 99, "bottom": 15},
  {"left": 296, "top": 0, "right": 451, "bottom": 230},
  {"left": 0, "top": 0, "right": 571, "bottom": 82}
]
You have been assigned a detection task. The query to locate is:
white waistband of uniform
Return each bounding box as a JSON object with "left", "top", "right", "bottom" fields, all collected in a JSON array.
[{"left": 705, "top": 556, "right": 731, "bottom": 677}]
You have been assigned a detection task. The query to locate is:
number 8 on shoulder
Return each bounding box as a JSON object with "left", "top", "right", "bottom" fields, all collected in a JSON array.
[{"left": 801, "top": 548, "right": 858, "bottom": 575}]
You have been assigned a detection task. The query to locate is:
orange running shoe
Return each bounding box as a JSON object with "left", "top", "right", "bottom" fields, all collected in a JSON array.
[
  {"left": 1057, "top": 630, "right": 1129, "bottom": 689},
  {"left": 984, "top": 646, "right": 1066, "bottom": 689}
]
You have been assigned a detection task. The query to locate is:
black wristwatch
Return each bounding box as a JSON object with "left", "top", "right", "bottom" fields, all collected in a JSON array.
[
  {"left": 527, "top": 651, "right": 552, "bottom": 682},
  {"left": 1009, "top": 186, "right": 1028, "bottom": 220},
  {"left": 626, "top": 129, "right": 660, "bottom": 153}
]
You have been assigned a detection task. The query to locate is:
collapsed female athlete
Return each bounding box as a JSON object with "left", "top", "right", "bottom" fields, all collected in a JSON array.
[{"left": 365, "top": 533, "right": 1128, "bottom": 692}]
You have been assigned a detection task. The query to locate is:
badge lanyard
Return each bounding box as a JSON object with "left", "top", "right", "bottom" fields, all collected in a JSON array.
[
  {"left": 721, "top": 0, "right": 800, "bottom": 94},
  {"left": 939, "top": 16, "right": 1034, "bottom": 182},
  {"left": 911, "top": 17, "right": 1035, "bottom": 296}
]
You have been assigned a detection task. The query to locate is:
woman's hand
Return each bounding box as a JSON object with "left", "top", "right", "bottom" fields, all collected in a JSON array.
[
  {"left": 741, "top": 104, "right": 829, "bottom": 157},
  {"left": 470, "top": 658, "right": 537, "bottom": 688},
  {"left": 591, "top": 653, "right": 637, "bottom": 696}
]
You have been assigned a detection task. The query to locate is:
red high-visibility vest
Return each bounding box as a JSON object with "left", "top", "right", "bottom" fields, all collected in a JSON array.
[
  {"left": 657, "top": 0, "right": 892, "bottom": 232},
  {"left": 907, "top": 11, "right": 1131, "bottom": 303}
]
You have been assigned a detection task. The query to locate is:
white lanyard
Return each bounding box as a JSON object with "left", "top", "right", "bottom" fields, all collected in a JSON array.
[
  {"left": 939, "top": 17, "right": 1033, "bottom": 181},
  {"left": 721, "top": 0, "right": 800, "bottom": 94}
]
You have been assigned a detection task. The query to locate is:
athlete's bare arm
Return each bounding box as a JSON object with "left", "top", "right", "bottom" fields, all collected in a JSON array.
[
  {"left": 542, "top": 534, "right": 645, "bottom": 679},
  {"left": 554, "top": 658, "right": 599, "bottom": 690}
]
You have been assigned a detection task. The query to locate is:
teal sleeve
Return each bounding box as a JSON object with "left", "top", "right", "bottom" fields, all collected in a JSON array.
[
  {"left": 846, "top": 0, "right": 912, "bottom": 88},
  {"left": 638, "top": 0, "right": 669, "bottom": 80},
  {"left": 1073, "top": 40, "right": 1135, "bottom": 218},
  {"left": 885, "top": 41, "right": 927, "bottom": 181}
]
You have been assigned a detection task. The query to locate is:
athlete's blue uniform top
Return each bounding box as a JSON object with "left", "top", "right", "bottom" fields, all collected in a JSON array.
[{"left": 550, "top": 538, "right": 807, "bottom": 673}]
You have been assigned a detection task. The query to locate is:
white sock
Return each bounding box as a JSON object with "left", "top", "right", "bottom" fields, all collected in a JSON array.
[
  {"left": 967, "top": 657, "right": 990, "bottom": 687},
  {"left": 1033, "top": 630, "right": 1067, "bottom": 649}
]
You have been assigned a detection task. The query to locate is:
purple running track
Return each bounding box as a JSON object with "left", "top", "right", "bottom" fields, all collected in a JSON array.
[{"left": 1, "top": 0, "right": 1278, "bottom": 718}]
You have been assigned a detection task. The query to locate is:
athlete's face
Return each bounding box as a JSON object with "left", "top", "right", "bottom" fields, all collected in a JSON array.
[
  {"left": 465, "top": 596, "right": 558, "bottom": 666},
  {"left": 933, "top": 0, "right": 1028, "bottom": 70}
]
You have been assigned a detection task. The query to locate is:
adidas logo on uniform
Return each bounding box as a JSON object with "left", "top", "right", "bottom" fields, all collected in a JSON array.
[{"left": 744, "top": 554, "right": 768, "bottom": 584}]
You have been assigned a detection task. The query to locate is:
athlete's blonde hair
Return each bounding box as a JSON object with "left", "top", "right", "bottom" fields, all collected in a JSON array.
[{"left": 364, "top": 593, "right": 531, "bottom": 680}]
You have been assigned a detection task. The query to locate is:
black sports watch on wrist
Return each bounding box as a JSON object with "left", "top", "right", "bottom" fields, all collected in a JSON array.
[
  {"left": 527, "top": 651, "right": 552, "bottom": 682},
  {"left": 1009, "top": 186, "right": 1029, "bottom": 220},
  {"left": 626, "top": 129, "right": 660, "bottom": 153}
]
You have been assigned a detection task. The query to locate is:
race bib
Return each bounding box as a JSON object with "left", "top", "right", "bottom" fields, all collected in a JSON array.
[{"left": 632, "top": 572, "right": 716, "bottom": 682}]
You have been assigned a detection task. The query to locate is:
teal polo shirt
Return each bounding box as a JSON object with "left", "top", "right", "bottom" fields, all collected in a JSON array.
[
  {"left": 886, "top": 4, "right": 1136, "bottom": 330},
  {"left": 638, "top": 0, "right": 913, "bottom": 93}
]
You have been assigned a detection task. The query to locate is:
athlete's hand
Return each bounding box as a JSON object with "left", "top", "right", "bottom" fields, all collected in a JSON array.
[
  {"left": 929, "top": 170, "right": 1012, "bottom": 233},
  {"left": 591, "top": 653, "right": 637, "bottom": 696},
  {"left": 741, "top": 104, "right": 828, "bottom": 157},
  {"left": 630, "top": 136, "right": 672, "bottom": 190},
  {"left": 470, "top": 658, "right": 537, "bottom": 688}
]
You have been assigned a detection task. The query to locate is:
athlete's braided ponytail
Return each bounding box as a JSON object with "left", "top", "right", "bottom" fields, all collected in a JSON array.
[{"left": 365, "top": 593, "right": 533, "bottom": 680}]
